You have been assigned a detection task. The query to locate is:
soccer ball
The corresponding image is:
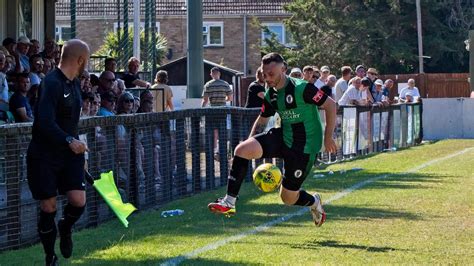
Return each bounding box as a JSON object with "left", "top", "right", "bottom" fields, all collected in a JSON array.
[{"left": 252, "top": 163, "right": 283, "bottom": 192}]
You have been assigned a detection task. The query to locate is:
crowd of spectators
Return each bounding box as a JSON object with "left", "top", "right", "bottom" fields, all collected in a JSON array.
[
  {"left": 0, "top": 36, "right": 174, "bottom": 124},
  {"left": 246, "top": 63, "right": 421, "bottom": 110}
]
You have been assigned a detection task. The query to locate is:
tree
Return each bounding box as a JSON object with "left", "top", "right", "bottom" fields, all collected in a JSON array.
[
  {"left": 95, "top": 29, "right": 167, "bottom": 71},
  {"left": 262, "top": 0, "right": 471, "bottom": 74}
]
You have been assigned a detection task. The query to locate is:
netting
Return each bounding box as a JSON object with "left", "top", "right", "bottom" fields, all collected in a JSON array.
[{"left": 0, "top": 103, "right": 422, "bottom": 251}]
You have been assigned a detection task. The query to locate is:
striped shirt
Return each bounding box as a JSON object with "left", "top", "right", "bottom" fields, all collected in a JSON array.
[{"left": 202, "top": 79, "right": 232, "bottom": 106}]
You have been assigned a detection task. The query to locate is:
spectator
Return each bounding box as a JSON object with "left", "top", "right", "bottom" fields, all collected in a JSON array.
[
  {"left": 137, "top": 90, "right": 154, "bottom": 113},
  {"left": 355, "top": 65, "right": 366, "bottom": 79},
  {"left": 151, "top": 70, "right": 174, "bottom": 111},
  {"left": 334, "top": 66, "right": 352, "bottom": 102},
  {"left": 2, "top": 37, "right": 21, "bottom": 74},
  {"left": 98, "top": 91, "right": 116, "bottom": 116},
  {"left": 17, "top": 36, "right": 31, "bottom": 72},
  {"left": 40, "top": 37, "right": 56, "bottom": 60},
  {"left": 326, "top": 74, "right": 337, "bottom": 99},
  {"left": 302, "top": 65, "right": 314, "bottom": 82},
  {"left": 373, "top": 79, "right": 389, "bottom": 106},
  {"left": 338, "top": 77, "right": 370, "bottom": 106},
  {"left": 366, "top": 67, "right": 378, "bottom": 94},
  {"left": 81, "top": 91, "right": 95, "bottom": 117},
  {"left": 89, "top": 93, "right": 101, "bottom": 116},
  {"left": 245, "top": 67, "right": 265, "bottom": 108},
  {"left": 80, "top": 70, "right": 92, "bottom": 93},
  {"left": 404, "top": 91, "right": 417, "bottom": 103},
  {"left": 315, "top": 65, "right": 330, "bottom": 89},
  {"left": 289, "top": 67, "right": 302, "bottom": 79},
  {"left": 201, "top": 67, "right": 232, "bottom": 107},
  {"left": 116, "top": 92, "right": 135, "bottom": 115},
  {"left": 0, "top": 51, "right": 9, "bottom": 103},
  {"left": 28, "top": 39, "right": 41, "bottom": 57},
  {"left": 9, "top": 73, "right": 33, "bottom": 122},
  {"left": 104, "top": 57, "right": 126, "bottom": 95},
  {"left": 122, "top": 57, "right": 150, "bottom": 88},
  {"left": 29, "top": 54, "right": 44, "bottom": 86},
  {"left": 132, "top": 95, "right": 140, "bottom": 113},
  {"left": 97, "top": 71, "right": 116, "bottom": 95},
  {"left": 399, "top": 79, "right": 421, "bottom": 102},
  {"left": 383, "top": 79, "right": 394, "bottom": 100},
  {"left": 41, "top": 58, "right": 53, "bottom": 77}
]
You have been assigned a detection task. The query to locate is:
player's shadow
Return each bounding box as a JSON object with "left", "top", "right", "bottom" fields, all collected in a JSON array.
[{"left": 290, "top": 239, "right": 400, "bottom": 252}]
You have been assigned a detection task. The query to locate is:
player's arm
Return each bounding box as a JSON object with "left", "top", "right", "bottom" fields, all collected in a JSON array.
[
  {"left": 303, "top": 84, "right": 337, "bottom": 153},
  {"left": 249, "top": 96, "right": 274, "bottom": 138},
  {"left": 249, "top": 115, "right": 270, "bottom": 138}
]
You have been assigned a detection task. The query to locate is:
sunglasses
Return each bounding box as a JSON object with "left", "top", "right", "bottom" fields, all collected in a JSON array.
[{"left": 124, "top": 99, "right": 134, "bottom": 104}]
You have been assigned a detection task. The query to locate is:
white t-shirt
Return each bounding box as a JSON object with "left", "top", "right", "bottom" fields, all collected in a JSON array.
[
  {"left": 338, "top": 85, "right": 363, "bottom": 106},
  {"left": 399, "top": 87, "right": 420, "bottom": 99},
  {"left": 334, "top": 78, "right": 349, "bottom": 102},
  {"left": 314, "top": 79, "right": 325, "bottom": 89}
]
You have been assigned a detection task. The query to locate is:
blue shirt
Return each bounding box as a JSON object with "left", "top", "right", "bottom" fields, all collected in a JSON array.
[
  {"left": 9, "top": 92, "right": 33, "bottom": 122},
  {"left": 98, "top": 107, "right": 115, "bottom": 116},
  {"left": 19, "top": 54, "right": 30, "bottom": 73}
]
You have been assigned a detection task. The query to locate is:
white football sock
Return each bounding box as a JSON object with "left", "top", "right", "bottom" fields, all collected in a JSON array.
[{"left": 223, "top": 195, "right": 236, "bottom": 206}]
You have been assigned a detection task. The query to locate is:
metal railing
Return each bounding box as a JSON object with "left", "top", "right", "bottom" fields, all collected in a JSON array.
[{"left": 0, "top": 103, "right": 422, "bottom": 251}]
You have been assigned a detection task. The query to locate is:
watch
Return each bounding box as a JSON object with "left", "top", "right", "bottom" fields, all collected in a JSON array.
[{"left": 66, "top": 136, "right": 74, "bottom": 144}]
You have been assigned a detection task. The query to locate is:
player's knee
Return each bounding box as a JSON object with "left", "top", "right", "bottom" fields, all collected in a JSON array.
[
  {"left": 234, "top": 144, "right": 251, "bottom": 159},
  {"left": 280, "top": 194, "right": 297, "bottom": 206},
  {"left": 68, "top": 197, "right": 86, "bottom": 207},
  {"left": 40, "top": 202, "right": 57, "bottom": 213}
]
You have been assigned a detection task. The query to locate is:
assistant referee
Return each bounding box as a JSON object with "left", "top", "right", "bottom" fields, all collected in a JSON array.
[{"left": 27, "top": 39, "right": 89, "bottom": 266}]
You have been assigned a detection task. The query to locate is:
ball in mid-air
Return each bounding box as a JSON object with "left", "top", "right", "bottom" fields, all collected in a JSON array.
[{"left": 252, "top": 163, "right": 282, "bottom": 192}]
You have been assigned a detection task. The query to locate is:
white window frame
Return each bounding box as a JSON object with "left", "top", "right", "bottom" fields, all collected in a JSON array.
[
  {"left": 113, "top": 22, "right": 160, "bottom": 34},
  {"left": 203, "top": 21, "right": 224, "bottom": 47},
  {"left": 55, "top": 24, "right": 72, "bottom": 42},
  {"left": 261, "top": 22, "right": 295, "bottom": 47}
]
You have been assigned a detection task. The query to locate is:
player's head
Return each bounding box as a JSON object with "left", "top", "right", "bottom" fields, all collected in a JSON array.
[
  {"left": 261, "top": 52, "right": 285, "bottom": 88},
  {"left": 60, "top": 39, "right": 90, "bottom": 76}
]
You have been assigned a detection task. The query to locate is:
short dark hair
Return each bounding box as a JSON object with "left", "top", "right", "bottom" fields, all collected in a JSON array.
[
  {"left": 261, "top": 52, "right": 284, "bottom": 65},
  {"left": 16, "top": 72, "right": 30, "bottom": 80},
  {"left": 361, "top": 77, "right": 371, "bottom": 86},
  {"left": 210, "top": 66, "right": 221, "bottom": 73},
  {"left": 104, "top": 58, "right": 116, "bottom": 66},
  {"left": 156, "top": 70, "right": 168, "bottom": 83},
  {"left": 341, "top": 66, "right": 352, "bottom": 76},
  {"left": 2, "top": 37, "right": 16, "bottom": 47}
]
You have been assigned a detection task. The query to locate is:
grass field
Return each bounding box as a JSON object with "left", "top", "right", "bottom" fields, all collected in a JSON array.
[{"left": 1, "top": 139, "right": 473, "bottom": 265}]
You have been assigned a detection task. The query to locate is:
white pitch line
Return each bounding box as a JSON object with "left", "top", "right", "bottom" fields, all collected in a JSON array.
[{"left": 160, "top": 147, "right": 474, "bottom": 266}]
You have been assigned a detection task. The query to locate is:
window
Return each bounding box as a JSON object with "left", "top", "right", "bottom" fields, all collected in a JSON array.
[
  {"left": 203, "top": 22, "right": 223, "bottom": 47},
  {"left": 113, "top": 22, "right": 160, "bottom": 34},
  {"left": 55, "top": 25, "right": 72, "bottom": 42},
  {"left": 261, "top": 23, "right": 294, "bottom": 47}
]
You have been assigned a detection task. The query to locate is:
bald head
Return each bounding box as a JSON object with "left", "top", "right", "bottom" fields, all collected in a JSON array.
[
  {"left": 59, "top": 39, "right": 90, "bottom": 78},
  {"left": 60, "top": 39, "right": 90, "bottom": 63}
]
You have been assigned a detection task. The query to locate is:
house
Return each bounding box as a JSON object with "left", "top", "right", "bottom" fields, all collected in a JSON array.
[{"left": 55, "top": 0, "right": 292, "bottom": 76}]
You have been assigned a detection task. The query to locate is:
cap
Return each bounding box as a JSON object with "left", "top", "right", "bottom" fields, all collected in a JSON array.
[
  {"left": 361, "top": 77, "right": 371, "bottom": 86},
  {"left": 355, "top": 65, "right": 366, "bottom": 72},
  {"left": 2, "top": 37, "right": 16, "bottom": 47},
  {"left": 320, "top": 66, "right": 330, "bottom": 72},
  {"left": 374, "top": 79, "right": 383, "bottom": 86},
  {"left": 367, "top": 68, "right": 378, "bottom": 75},
  {"left": 290, "top": 67, "right": 302, "bottom": 74},
  {"left": 17, "top": 36, "right": 30, "bottom": 45}
]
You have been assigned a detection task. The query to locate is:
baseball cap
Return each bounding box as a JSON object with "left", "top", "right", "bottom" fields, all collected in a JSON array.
[
  {"left": 320, "top": 66, "right": 330, "bottom": 72},
  {"left": 290, "top": 67, "right": 302, "bottom": 74},
  {"left": 374, "top": 79, "right": 383, "bottom": 86},
  {"left": 355, "top": 65, "right": 366, "bottom": 72},
  {"left": 17, "top": 36, "right": 31, "bottom": 45},
  {"left": 367, "top": 68, "right": 378, "bottom": 75}
]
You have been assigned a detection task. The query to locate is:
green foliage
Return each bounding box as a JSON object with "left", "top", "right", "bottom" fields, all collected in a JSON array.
[
  {"left": 260, "top": 0, "right": 471, "bottom": 74},
  {"left": 95, "top": 29, "right": 167, "bottom": 71}
]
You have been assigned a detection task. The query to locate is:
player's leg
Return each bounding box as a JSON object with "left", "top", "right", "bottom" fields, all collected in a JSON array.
[
  {"left": 208, "top": 128, "right": 282, "bottom": 216},
  {"left": 39, "top": 197, "right": 59, "bottom": 265},
  {"left": 58, "top": 154, "right": 86, "bottom": 259},
  {"left": 279, "top": 150, "right": 326, "bottom": 226}
]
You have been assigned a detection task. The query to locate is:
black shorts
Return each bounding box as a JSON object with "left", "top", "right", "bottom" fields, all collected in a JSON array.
[
  {"left": 27, "top": 143, "right": 86, "bottom": 200},
  {"left": 254, "top": 128, "right": 316, "bottom": 191}
]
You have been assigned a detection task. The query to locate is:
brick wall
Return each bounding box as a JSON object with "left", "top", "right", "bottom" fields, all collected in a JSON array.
[{"left": 56, "top": 15, "right": 289, "bottom": 75}]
